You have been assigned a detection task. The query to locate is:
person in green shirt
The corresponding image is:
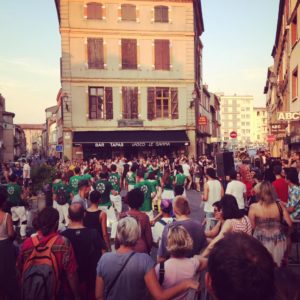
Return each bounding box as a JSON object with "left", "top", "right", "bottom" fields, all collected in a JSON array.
[
  {"left": 108, "top": 164, "right": 121, "bottom": 193},
  {"left": 134, "top": 170, "right": 154, "bottom": 212},
  {"left": 82, "top": 169, "right": 93, "bottom": 183},
  {"left": 7, "top": 174, "right": 27, "bottom": 238},
  {"left": 126, "top": 165, "right": 137, "bottom": 191},
  {"left": 175, "top": 165, "right": 187, "bottom": 187},
  {"left": 69, "top": 167, "right": 82, "bottom": 198},
  {"left": 94, "top": 172, "right": 113, "bottom": 207}
]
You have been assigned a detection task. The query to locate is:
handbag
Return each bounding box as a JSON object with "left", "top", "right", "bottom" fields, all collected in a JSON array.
[
  {"left": 276, "top": 201, "right": 289, "bottom": 235},
  {"left": 106, "top": 252, "right": 135, "bottom": 297}
]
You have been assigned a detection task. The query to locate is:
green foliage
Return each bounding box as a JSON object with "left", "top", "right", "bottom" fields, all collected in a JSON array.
[{"left": 31, "top": 164, "right": 57, "bottom": 193}]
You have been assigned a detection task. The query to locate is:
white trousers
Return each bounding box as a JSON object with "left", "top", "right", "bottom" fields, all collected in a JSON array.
[
  {"left": 53, "top": 201, "right": 69, "bottom": 231},
  {"left": 11, "top": 206, "right": 27, "bottom": 237}
]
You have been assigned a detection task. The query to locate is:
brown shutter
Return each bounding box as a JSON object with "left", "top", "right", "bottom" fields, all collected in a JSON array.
[
  {"left": 87, "top": 2, "right": 102, "bottom": 19},
  {"left": 162, "top": 40, "right": 170, "bottom": 70},
  {"left": 147, "top": 88, "right": 155, "bottom": 120},
  {"left": 131, "top": 87, "right": 138, "bottom": 119},
  {"left": 129, "top": 40, "right": 137, "bottom": 69},
  {"left": 88, "top": 38, "right": 104, "bottom": 69},
  {"left": 171, "top": 88, "right": 178, "bottom": 119},
  {"left": 122, "top": 87, "right": 128, "bottom": 119},
  {"left": 154, "top": 6, "right": 162, "bottom": 22},
  {"left": 162, "top": 6, "right": 169, "bottom": 22},
  {"left": 105, "top": 87, "right": 113, "bottom": 120},
  {"left": 122, "top": 4, "right": 136, "bottom": 21},
  {"left": 155, "top": 40, "right": 162, "bottom": 70},
  {"left": 122, "top": 39, "right": 137, "bottom": 69},
  {"left": 88, "top": 39, "right": 95, "bottom": 68}
]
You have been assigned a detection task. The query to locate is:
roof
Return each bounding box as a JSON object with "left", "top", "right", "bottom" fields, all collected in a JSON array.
[
  {"left": 272, "top": 0, "right": 285, "bottom": 57},
  {"left": 45, "top": 105, "right": 58, "bottom": 113},
  {"left": 54, "top": 0, "right": 60, "bottom": 24},
  {"left": 73, "top": 130, "right": 189, "bottom": 144}
]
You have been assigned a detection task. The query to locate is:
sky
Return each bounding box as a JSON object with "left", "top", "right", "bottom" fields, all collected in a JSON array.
[{"left": 0, "top": 0, "right": 279, "bottom": 124}]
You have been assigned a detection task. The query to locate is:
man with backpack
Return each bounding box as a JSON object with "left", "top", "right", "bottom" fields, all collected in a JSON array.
[
  {"left": 61, "top": 203, "right": 106, "bottom": 299},
  {"left": 17, "top": 207, "right": 80, "bottom": 300}
]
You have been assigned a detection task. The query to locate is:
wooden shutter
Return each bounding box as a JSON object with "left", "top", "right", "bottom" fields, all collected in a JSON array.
[
  {"left": 155, "top": 40, "right": 169, "bottom": 70},
  {"left": 171, "top": 88, "right": 178, "bottom": 119},
  {"left": 121, "top": 4, "right": 136, "bottom": 21},
  {"left": 122, "top": 87, "right": 129, "bottom": 119},
  {"left": 162, "top": 6, "right": 169, "bottom": 22},
  {"left": 88, "top": 38, "right": 104, "bottom": 69},
  {"left": 154, "top": 6, "right": 162, "bottom": 22},
  {"left": 131, "top": 87, "right": 138, "bottom": 119},
  {"left": 87, "top": 2, "right": 102, "bottom": 19},
  {"left": 155, "top": 6, "right": 168, "bottom": 22},
  {"left": 105, "top": 87, "right": 113, "bottom": 120},
  {"left": 147, "top": 88, "right": 155, "bottom": 120},
  {"left": 122, "top": 39, "right": 137, "bottom": 69}
]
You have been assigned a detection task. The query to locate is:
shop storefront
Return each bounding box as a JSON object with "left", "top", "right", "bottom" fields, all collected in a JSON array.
[{"left": 72, "top": 130, "right": 190, "bottom": 160}]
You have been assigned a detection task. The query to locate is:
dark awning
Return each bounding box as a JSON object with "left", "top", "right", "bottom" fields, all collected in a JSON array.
[{"left": 73, "top": 130, "right": 189, "bottom": 146}]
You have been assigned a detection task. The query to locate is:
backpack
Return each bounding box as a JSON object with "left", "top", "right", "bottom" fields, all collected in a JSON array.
[
  {"left": 56, "top": 186, "right": 67, "bottom": 205},
  {"left": 21, "top": 235, "right": 59, "bottom": 300}
]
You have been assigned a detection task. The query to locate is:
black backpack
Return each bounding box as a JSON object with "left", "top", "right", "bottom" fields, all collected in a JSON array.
[{"left": 56, "top": 187, "right": 67, "bottom": 205}]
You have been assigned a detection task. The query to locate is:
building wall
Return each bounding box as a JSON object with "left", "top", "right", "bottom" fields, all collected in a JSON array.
[
  {"left": 220, "top": 95, "right": 253, "bottom": 147},
  {"left": 2, "top": 114, "right": 14, "bottom": 162},
  {"left": 252, "top": 108, "right": 268, "bottom": 145},
  {"left": 58, "top": 0, "right": 199, "bottom": 159}
]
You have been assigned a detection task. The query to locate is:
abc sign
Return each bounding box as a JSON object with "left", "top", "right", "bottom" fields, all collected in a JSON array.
[{"left": 277, "top": 112, "right": 300, "bottom": 121}]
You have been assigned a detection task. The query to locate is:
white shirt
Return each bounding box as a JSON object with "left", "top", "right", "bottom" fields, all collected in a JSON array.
[
  {"left": 182, "top": 163, "right": 190, "bottom": 176},
  {"left": 226, "top": 180, "right": 246, "bottom": 209},
  {"left": 205, "top": 180, "right": 222, "bottom": 213},
  {"left": 23, "top": 163, "right": 31, "bottom": 179},
  {"left": 152, "top": 217, "right": 173, "bottom": 245}
]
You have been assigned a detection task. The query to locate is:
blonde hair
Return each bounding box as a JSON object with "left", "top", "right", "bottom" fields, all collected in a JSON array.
[
  {"left": 258, "top": 181, "right": 276, "bottom": 205},
  {"left": 166, "top": 225, "right": 193, "bottom": 257}
]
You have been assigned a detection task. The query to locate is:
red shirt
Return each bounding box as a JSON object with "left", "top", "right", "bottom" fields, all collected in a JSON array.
[{"left": 272, "top": 178, "right": 289, "bottom": 203}]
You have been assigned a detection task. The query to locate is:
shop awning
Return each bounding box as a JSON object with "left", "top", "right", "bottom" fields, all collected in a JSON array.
[{"left": 73, "top": 130, "right": 189, "bottom": 146}]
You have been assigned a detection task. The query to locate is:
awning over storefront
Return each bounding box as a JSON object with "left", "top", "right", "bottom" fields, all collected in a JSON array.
[{"left": 73, "top": 130, "right": 189, "bottom": 147}]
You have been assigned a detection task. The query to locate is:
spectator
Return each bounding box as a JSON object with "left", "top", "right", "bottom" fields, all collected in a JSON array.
[
  {"left": 84, "top": 190, "right": 110, "bottom": 251},
  {"left": 275, "top": 267, "right": 300, "bottom": 300},
  {"left": 72, "top": 179, "right": 91, "bottom": 209},
  {"left": 95, "top": 217, "right": 198, "bottom": 300},
  {"left": 202, "top": 195, "right": 252, "bottom": 257},
  {"left": 117, "top": 188, "right": 153, "bottom": 254},
  {"left": 226, "top": 170, "right": 247, "bottom": 212},
  {"left": 272, "top": 165, "right": 289, "bottom": 204},
  {"left": 286, "top": 168, "right": 300, "bottom": 220},
  {"left": 158, "top": 196, "right": 206, "bottom": 262},
  {"left": 61, "top": 203, "right": 106, "bottom": 299},
  {"left": 0, "top": 187, "right": 19, "bottom": 300},
  {"left": 156, "top": 225, "right": 207, "bottom": 300},
  {"left": 249, "top": 181, "right": 292, "bottom": 266},
  {"left": 203, "top": 168, "right": 224, "bottom": 231},
  {"left": 205, "top": 201, "right": 224, "bottom": 241},
  {"left": 206, "top": 233, "right": 275, "bottom": 300},
  {"left": 69, "top": 166, "right": 82, "bottom": 199},
  {"left": 17, "top": 207, "right": 80, "bottom": 300}
]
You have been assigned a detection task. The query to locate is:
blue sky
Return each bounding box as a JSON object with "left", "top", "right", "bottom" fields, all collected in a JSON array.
[{"left": 0, "top": 0, "right": 279, "bottom": 123}]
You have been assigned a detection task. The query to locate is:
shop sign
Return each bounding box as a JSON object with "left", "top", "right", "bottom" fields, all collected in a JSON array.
[
  {"left": 277, "top": 112, "right": 300, "bottom": 121},
  {"left": 95, "top": 142, "right": 174, "bottom": 147},
  {"left": 270, "top": 122, "right": 287, "bottom": 134},
  {"left": 267, "top": 135, "right": 276, "bottom": 142},
  {"left": 198, "top": 116, "right": 208, "bottom": 126}
]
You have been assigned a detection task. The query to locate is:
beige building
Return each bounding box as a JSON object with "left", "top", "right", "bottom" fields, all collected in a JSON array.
[
  {"left": 220, "top": 94, "right": 254, "bottom": 148},
  {"left": 252, "top": 107, "right": 268, "bottom": 145},
  {"left": 54, "top": 0, "right": 204, "bottom": 160},
  {"left": 265, "top": 0, "right": 300, "bottom": 156},
  {"left": 18, "top": 124, "right": 45, "bottom": 156}
]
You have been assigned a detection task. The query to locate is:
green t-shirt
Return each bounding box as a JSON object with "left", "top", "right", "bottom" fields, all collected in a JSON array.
[
  {"left": 53, "top": 180, "right": 63, "bottom": 194},
  {"left": 7, "top": 183, "right": 22, "bottom": 206},
  {"left": 94, "top": 179, "right": 112, "bottom": 206},
  {"left": 82, "top": 173, "right": 93, "bottom": 181},
  {"left": 175, "top": 174, "right": 186, "bottom": 186},
  {"left": 148, "top": 179, "right": 159, "bottom": 194},
  {"left": 69, "top": 175, "right": 82, "bottom": 195},
  {"left": 126, "top": 172, "right": 136, "bottom": 185},
  {"left": 108, "top": 173, "right": 121, "bottom": 193},
  {"left": 134, "top": 180, "right": 153, "bottom": 212}
]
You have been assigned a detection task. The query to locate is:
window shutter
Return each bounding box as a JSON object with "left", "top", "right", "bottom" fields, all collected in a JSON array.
[
  {"left": 122, "top": 87, "right": 129, "bottom": 119},
  {"left": 105, "top": 87, "right": 113, "bottom": 119},
  {"left": 88, "top": 39, "right": 96, "bottom": 68},
  {"left": 122, "top": 4, "right": 136, "bottom": 21},
  {"left": 154, "top": 6, "right": 162, "bottom": 22},
  {"left": 122, "top": 39, "right": 137, "bottom": 69},
  {"left": 87, "top": 2, "right": 102, "bottom": 19},
  {"left": 155, "top": 40, "right": 162, "bottom": 70},
  {"left": 129, "top": 40, "right": 137, "bottom": 69},
  {"left": 162, "top": 6, "right": 169, "bottom": 22},
  {"left": 171, "top": 88, "right": 178, "bottom": 119},
  {"left": 147, "top": 88, "right": 155, "bottom": 120},
  {"left": 131, "top": 87, "right": 138, "bottom": 119},
  {"left": 95, "top": 38, "right": 104, "bottom": 68},
  {"left": 162, "top": 40, "right": 170, "bottom": 70},
  {"left": 89, "top": 95, "right": 98, "bottom": 119}
]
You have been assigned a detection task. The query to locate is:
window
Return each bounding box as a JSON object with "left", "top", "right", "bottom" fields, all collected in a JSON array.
[
  {"left": 292, "top": 14, "right": 298, "bottom": 46},
  {"left": 147, "top": 87, "right": 178, "bottom": 120},
  {"left": 241, "top": 122, "right": 245, "bottom": 126},
  {"left": 292, "top": 67, "right": 298, "bottom": 99},
  {"left": 89, "top": 87, "right": 113, "bottom": 120},
  {"left": 246, "top": 107, "right": 250, "bottom": 111},
  {"left": 122, "top": 87, "right": 138, "bottom": 119},
  {"left": 121, "top": 39, "right": 137, "bottom": 69},
  {"left": 154, "top": 6, "right": 169, "bottom": 23},
  {"left": 121, "top": 4, "right": 136, "bottom": 21},
  {"left": 155, "top": 40, "right": 170, "bottom": 70},
  {"left": 87, "top": 38, "right": 104, "bottom": 69},
  {"left": 87, "top": 2, "right": 102, "bottom": 19}
]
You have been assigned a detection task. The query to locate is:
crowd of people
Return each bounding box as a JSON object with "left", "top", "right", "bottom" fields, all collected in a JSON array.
[{"left": 0, "top": 151, "right": 300, "bottom": 300}]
